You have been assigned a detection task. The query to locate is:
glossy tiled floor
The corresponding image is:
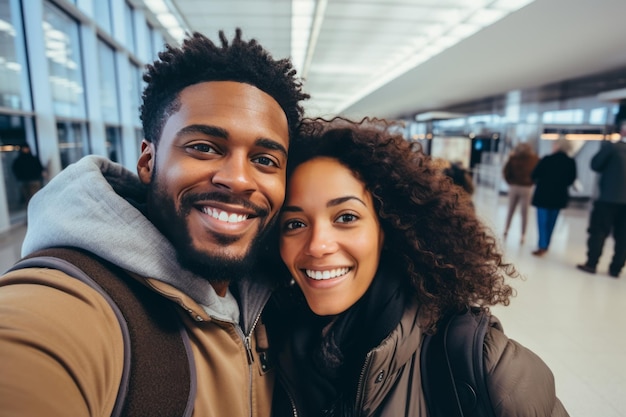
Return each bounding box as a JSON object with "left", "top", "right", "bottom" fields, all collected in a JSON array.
[
  {"left": 0, "top": 186, "right": 624, "bottom": 416},
  {"left": 474, "top": 186, "right": 626, "bottom": 417}
]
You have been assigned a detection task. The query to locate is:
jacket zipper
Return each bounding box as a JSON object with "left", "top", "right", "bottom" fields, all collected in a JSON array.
[
  {"left": 354, "top": 351, "right": 374, "bottom": 416},
  {"left": 242, "top": 311, "right": 263, "bottom": 417},
  {"left": 244, "top": 311, "right": 262, "bottom": 364},
  {"left": 274, "top": 367, "right": 299, "bottom": 417}
]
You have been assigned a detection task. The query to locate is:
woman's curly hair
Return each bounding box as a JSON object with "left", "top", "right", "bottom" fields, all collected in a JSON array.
[
  {"left": 288, "top": 117, "right": 519, "bottom": 329},
  {"left": 141, "top": 28, "right": 309, "bottom": 145}
]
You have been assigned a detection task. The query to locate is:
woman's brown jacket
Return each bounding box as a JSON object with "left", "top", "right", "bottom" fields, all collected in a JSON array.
[{"left": 277, "top": 301, "right": 569, "bottom": 417}]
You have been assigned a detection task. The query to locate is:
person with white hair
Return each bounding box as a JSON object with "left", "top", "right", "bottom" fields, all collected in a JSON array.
[{"left": 530, "top": 138, "right": 577, "bottom": 256}]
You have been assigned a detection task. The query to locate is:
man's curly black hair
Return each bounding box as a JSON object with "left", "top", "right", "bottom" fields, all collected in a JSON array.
[
  {"left": 140, "top": 29, "right": 309, "bottom": 145},
  {"left": 286, "top": 117, "right": 519, "bottom": 329}
]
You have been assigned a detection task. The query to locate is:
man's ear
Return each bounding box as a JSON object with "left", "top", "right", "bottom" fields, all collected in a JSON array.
[{"left": 137, "top": 140, "right": 155, "bottom": 184}]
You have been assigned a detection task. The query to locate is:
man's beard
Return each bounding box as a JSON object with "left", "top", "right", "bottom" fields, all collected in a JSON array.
[
  {"left": 146, "top": 174, "right": 274, "bottom": 284},
  {"left": 174, "top": 231, "right": 268, "bottom": 283}
]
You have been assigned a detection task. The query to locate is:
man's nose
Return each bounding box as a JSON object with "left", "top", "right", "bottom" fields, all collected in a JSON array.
[{"left": 211, "top": 154, "right": 255, "bottom": 193}]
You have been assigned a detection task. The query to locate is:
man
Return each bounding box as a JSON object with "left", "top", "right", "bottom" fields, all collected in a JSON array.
[
  {"left": 577, "top": 120, "right": 626, "bottom": 278},
  {"left": 0, "top": 29, "right": 308, "bottom": 416}
]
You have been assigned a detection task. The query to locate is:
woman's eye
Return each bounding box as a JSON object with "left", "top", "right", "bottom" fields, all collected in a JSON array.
[
  {"left": 336, "top": 213, "right": 358, "bottom": 223},
  {"left": 282, "top": 219, "right": 305, "bottom": 231}
]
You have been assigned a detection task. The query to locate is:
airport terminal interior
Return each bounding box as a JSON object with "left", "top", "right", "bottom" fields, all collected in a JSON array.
[{"left": 1, "top": 0, "right": 626, "bottom": 416}]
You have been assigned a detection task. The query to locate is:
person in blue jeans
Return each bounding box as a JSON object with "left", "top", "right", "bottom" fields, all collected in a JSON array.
[{"left": 530, "top": 138, "right": 577, "bottom": 256}]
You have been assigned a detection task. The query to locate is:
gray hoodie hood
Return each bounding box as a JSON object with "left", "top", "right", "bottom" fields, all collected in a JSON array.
[{"left": 21, "top": 155, "right": 271, "bottom": 328}]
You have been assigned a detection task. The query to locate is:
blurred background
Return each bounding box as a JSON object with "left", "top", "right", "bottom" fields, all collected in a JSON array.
[{"left": 1, "top": 1, "right": 625, "bottom": 415}]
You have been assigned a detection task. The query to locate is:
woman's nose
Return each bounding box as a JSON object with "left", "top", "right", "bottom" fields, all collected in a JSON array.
[{"left": 305, "top": 225, "right": 338, "bottom": 258}]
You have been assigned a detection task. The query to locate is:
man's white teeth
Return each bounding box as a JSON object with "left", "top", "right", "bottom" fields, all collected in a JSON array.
[
  {"left": 305, "top": 267, "right": 350, "bottom": 280},
  {"left": 203, "top": 207, "right": 248, "bottom": 223}
]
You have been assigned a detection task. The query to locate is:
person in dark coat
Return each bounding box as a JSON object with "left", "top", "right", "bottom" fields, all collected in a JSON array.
[
  {"left": 11, "top": 145, "right": 44, "bottom": 206},
  {"left": 530, "top": 138, "right": 577, "bottom": 256},
  {"left": 576, "top": 120, "right": 626, "bottom": 278}
]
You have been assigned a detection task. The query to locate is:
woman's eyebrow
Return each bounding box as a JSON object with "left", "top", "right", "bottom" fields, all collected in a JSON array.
[{"left": 327, "top": 196, "right": 366, "bottom": 207}]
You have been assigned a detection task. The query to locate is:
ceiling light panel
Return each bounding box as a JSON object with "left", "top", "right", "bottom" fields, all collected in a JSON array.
[
  {"left": 167, "top": 0, "right": 536, "bottom": 116},
  {"left": 173, "top": 0, "right": 292, "bottom": 58}
]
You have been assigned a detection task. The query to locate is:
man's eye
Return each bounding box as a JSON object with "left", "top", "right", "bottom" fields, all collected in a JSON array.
[
  {"left": 253, "top": 156, "right": 277, "bottom": 167},
  {"left": 336, "top": 213, "right": 358, "bottom": 223},
  {"left": 189, "top": 143, "right": 216, "bottom": 153}
]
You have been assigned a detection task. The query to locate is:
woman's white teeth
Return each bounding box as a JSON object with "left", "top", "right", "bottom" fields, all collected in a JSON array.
[
  {"left": 305, "top": 267, "right": 350, "bottom": 280},
  {"left": 204, "top": 207, "right": 248, "bottom": 223}
]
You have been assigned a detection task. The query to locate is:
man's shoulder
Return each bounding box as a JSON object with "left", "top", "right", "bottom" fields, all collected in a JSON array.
[
  {"left": 1, "top": 265, "right": 121, "bottom": 319},
  {"left": 0, "top": 266, "right": 128, "bottom": 417}
]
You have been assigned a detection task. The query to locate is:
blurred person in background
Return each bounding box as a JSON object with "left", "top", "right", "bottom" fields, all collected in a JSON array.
[
  {"left": 502, "top": 142, "right": 539, "bottom": 244},
  {"left": 577, "top": 120, "right": 626, "bottom": 278},
  {"left": 11, "top": 144, "right": 45, "bottom": 206},
  {"left": 432, "top": 158, "right": 475, "bottom": 201},
  {"left": 444, "top": 160, "right": 475, "bottom": 197},
  {"left": 530, "top": 138, "right": 577, "bottom": 256}
]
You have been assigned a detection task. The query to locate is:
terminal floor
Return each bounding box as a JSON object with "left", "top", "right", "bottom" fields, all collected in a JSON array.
[{"left": 0, "top": 185, "right": 624, "bottom": 417}]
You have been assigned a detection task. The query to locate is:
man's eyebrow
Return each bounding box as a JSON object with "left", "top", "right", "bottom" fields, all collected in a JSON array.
[
  {"left": 176, "top": 124, "right": 287, "bottom": 157},
  {"left": 176, "top": 124, "right": 228, "bottom": 139},
  {"left": 281, "top": 196, "right": 366, "bottom": 213},
  {"left": 256, "top": 138, "right": 287, "bottom": 157}
]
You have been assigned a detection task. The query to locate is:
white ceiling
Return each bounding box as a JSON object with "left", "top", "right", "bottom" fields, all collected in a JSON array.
[{"left": 165, "top": 0, "right": 626, "bottom": 120}]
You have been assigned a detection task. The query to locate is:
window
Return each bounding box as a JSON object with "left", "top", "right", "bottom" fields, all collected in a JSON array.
[
  {"left": 128, "top": 61, "right": 142, "bottom": 126},
  {"left": 106, "top": 125, "right": 121, "bottom": 162},
  {"left": 57, "top": 120, "right": 89, "bottom": 168},
  {"left": 124, "top": 1, "right": 136, "bottom": 55},
  {"left": 94, "top": 0, "right": 112, "bottom": 34},
  {"left": 43, "top": 1, "right": 86, "bottom": 118},
  {"left": 97, "top": 39, "right": 120, "bottom": 124},
  {"left": 0, "top": 0, "right": 30, "bottom": 110}
]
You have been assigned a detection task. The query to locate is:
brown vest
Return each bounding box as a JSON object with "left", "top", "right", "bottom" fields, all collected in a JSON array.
[{"left": 10, "top": 247, "right": 195, "bottom": 417}]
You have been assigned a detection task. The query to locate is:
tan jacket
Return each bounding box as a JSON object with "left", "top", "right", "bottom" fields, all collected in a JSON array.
[
  {"left": 503, "top": 153, "right": 540, "bottom": 186},
  {"left": 0, "top": 267, "right": 273, "bottom": 417}
]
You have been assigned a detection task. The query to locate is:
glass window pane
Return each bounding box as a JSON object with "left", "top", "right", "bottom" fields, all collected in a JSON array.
[
  {"left": 0, "top": 0, "right": 30, "bottom": 110},
  {"left": 128, "top": 61, "right": 141, "bottom": 126},
  {"left": 97, "top": 39, "right": 120, "bottom": 124},
  {"left": 106, "top": 125, "right": 121, "bottom": 162},
  {"left": 57, "top": 120, "right": 89, "bottom": 168},
  {"left": 43, "top": 2, "right": 86, "bottom": 119},
  {"left": 94, "top": 0, "right": 112, "bottom": 34},
  {"left": 124, "top": 2, "right": 136, "bottom": 55},
  {"left": 135, "top": 127, "right": 144, "bottom": 150},
  {"left": 146, "top": 22, "right": 156, "bottom": 61}
]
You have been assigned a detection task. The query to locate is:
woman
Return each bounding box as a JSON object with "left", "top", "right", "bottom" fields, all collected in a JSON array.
[
  {"left": 502, "top": 142, "right": 539, "bottom": 243},
  {"left": 266, "top": 117, "right": 569, "bottom": 417},
  {"left": 530, "top": 138, "right": 577, "bottom": 256}
]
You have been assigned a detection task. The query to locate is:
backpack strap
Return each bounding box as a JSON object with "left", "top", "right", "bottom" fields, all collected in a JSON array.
[
  {"left": 420, "top": 308, "right": 496, "bottom": 417},
  {"left": 9, "top": 247, "right": 196, "bottom": 417}
]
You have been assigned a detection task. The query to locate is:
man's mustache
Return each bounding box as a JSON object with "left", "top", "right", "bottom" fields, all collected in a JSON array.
[{"left": 181, "top": 191, "right": 269, "bottom": 218}]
